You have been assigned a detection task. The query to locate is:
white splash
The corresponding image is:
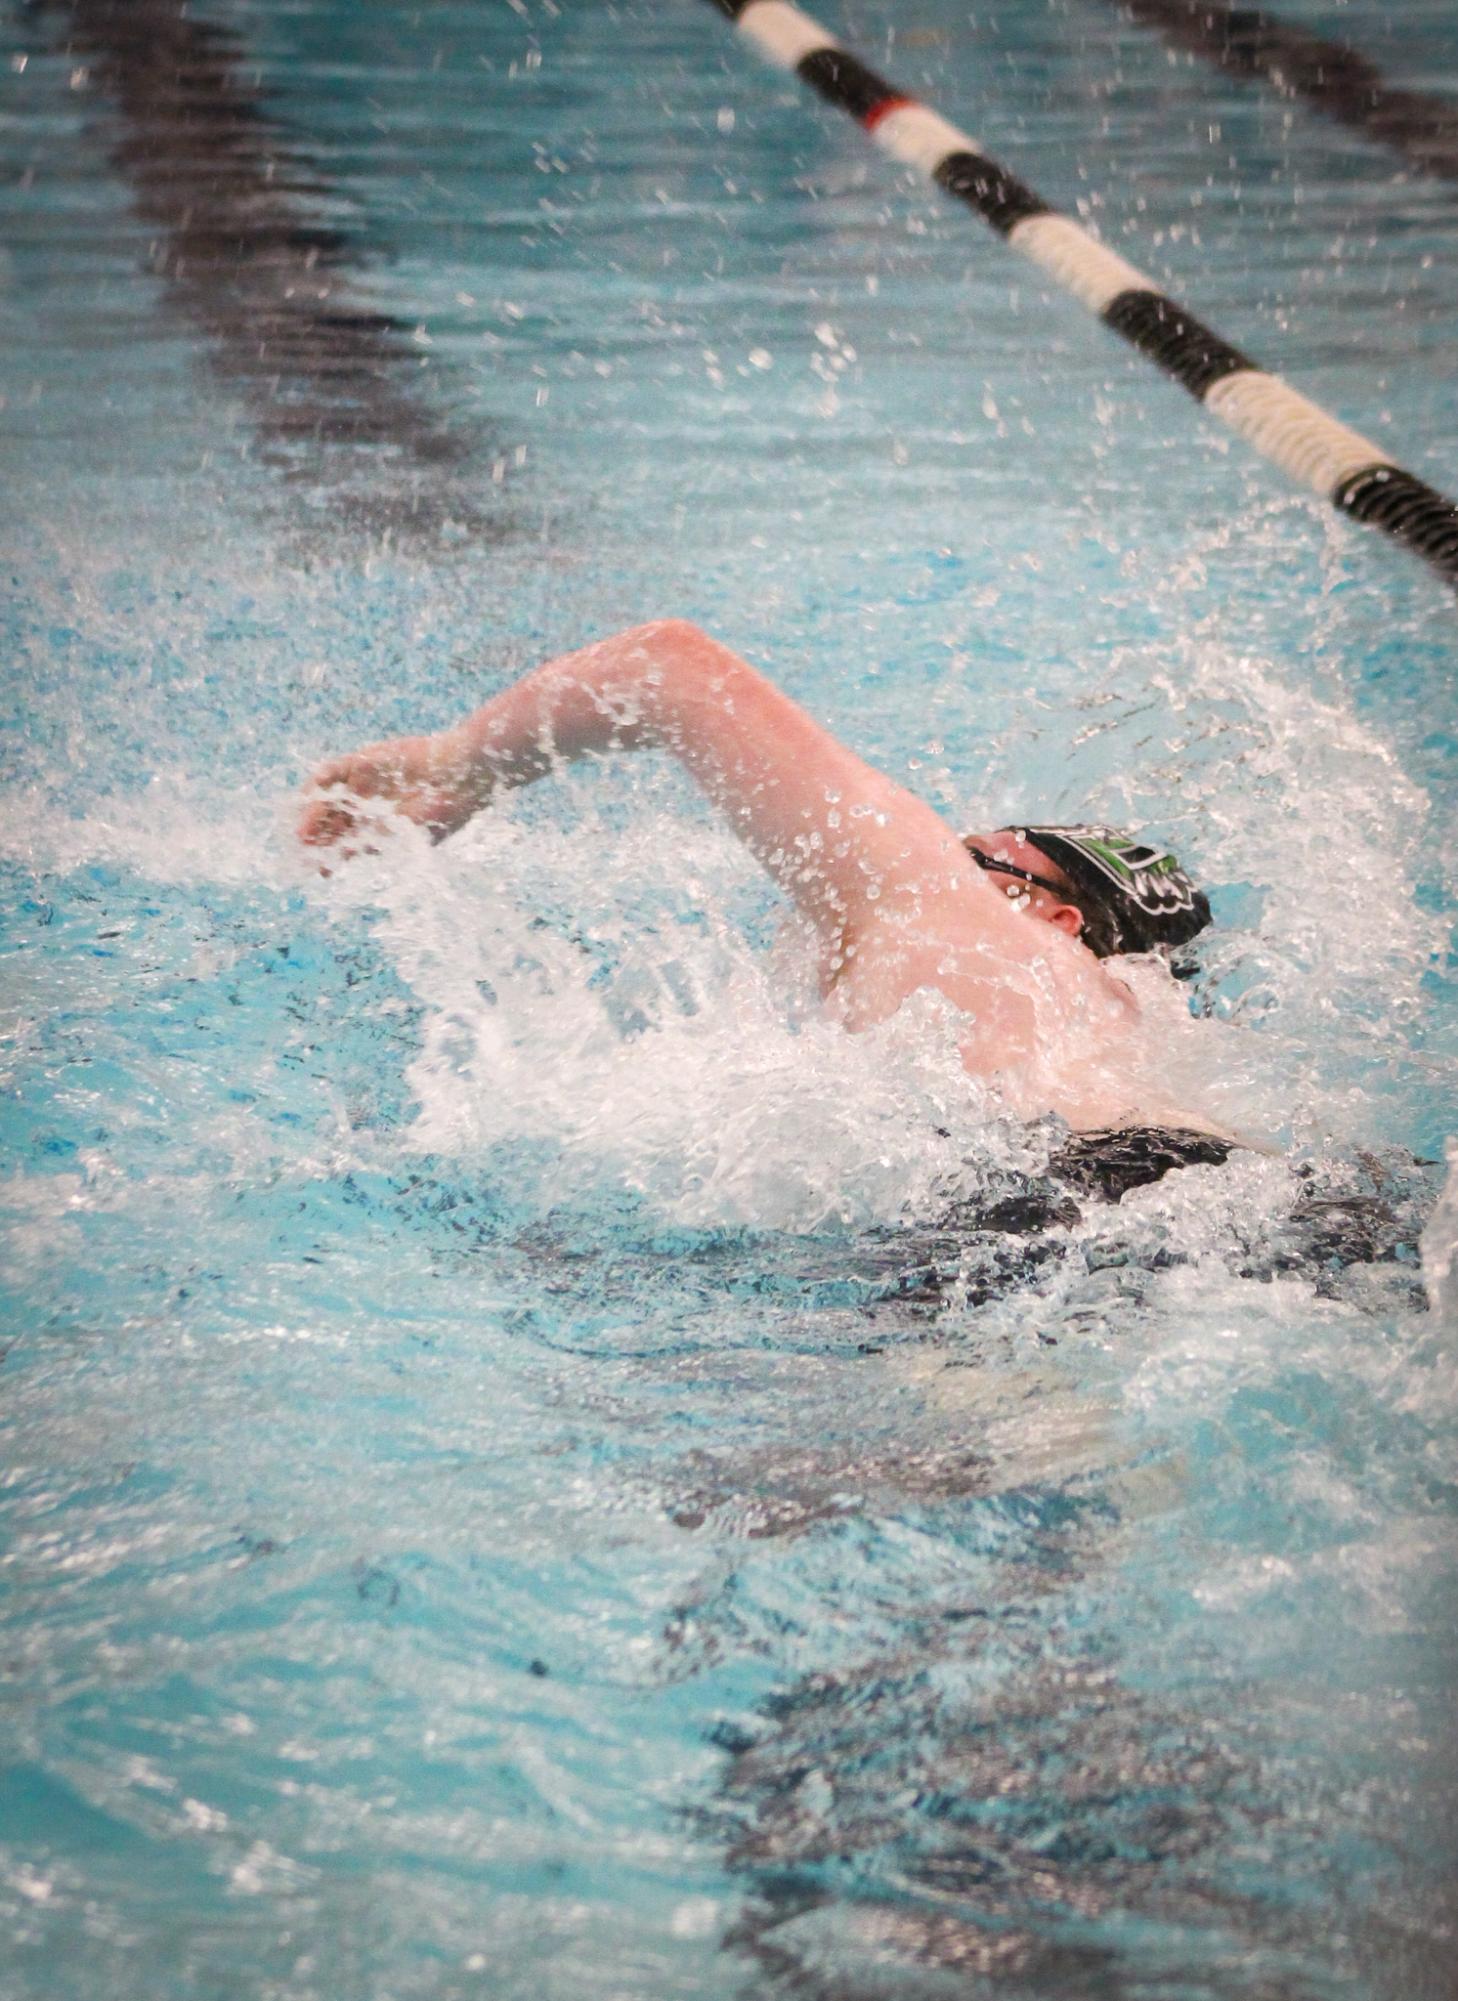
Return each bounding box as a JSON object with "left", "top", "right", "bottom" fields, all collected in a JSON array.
[
  {"left": 0, "top": 775, "right": 283, "bottom": 889},
  {"left": 319, "top": 778, "right": 1029, "bottom": 1232},
  {"left": 1420, "top": 1140, "right": 1458, "bottom": 1322}
]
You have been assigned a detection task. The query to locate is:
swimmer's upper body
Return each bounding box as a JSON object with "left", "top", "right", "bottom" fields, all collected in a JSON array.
[{"left": 299, "top": 620, "right": 1214, "bottom": 1134}]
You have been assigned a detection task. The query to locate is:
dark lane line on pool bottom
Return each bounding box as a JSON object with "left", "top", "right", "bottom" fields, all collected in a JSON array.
[
  {"left": 657, "top": 1322, "right": 1426, "bottom": 1998},
  {"left": 1108, "top": 0, "right": 1458, "bottom": 186},
  {"left": 49, "top": 0, "right": 506, "bottom": 544},
  {"left": 521, "top": 1158, "right": 1438, "bottom": 1994}
]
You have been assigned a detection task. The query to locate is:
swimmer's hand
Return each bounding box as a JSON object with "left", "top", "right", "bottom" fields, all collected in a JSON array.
[{"left": 298, "top": 728, "right": 483, "bottom": 856}]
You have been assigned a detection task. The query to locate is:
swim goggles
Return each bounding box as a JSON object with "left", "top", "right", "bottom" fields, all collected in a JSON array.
[
  {"left": 967, "top": 847, "right": 1071, "bottom": 901},
  {"left": 967, "top": 826, "right": 1212, "bottom": 958}
]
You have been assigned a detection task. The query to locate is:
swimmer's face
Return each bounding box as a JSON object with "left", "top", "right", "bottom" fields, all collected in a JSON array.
[{"left": 962, "top": 831, "right": 1087, "bottom": 943}]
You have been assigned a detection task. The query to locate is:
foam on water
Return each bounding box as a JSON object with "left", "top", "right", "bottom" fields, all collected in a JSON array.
[{"left": 321, "top": 796, "right": 1021, "bottom": 1232}]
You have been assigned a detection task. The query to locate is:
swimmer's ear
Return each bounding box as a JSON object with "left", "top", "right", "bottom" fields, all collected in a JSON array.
[{"left": 1046, "top": 903, "right": 1084, "bottom": 939}]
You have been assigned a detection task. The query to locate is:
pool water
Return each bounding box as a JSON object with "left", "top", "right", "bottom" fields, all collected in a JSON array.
[{"left": 2, "top": 2, "right": 1456, "bottom": 1995}]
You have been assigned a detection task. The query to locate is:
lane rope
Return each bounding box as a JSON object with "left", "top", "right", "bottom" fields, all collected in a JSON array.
[
  {"left": 703, "top": 0, "right": 1458, "bottom": 591},
  {"left": 1110, "top": 0, "right": 1458, "bottom": 186}
]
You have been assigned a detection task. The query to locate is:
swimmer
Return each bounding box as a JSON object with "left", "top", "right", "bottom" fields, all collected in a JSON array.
[{"left": 299, "top": 619, "right": 1217, "bottom": 1150}]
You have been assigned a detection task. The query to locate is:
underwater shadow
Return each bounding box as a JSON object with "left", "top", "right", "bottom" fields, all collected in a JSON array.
[{"left": 51, "top": 0, "right": 505, "bottom": 547}]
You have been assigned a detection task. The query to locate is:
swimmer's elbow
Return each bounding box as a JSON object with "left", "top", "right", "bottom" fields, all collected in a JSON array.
[
  {"left": 617, "top": 621, "right": 766, "bottom": 727},
  {"left": 630, "top": 617, "right": 714, "bottom": 655},
  {"left": 620, "top": 620, "right": 739, "bottom": 699}
]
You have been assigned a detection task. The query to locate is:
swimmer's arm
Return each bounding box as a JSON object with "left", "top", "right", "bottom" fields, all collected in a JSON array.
[{"left": 302, "top": 620, "right": 993, "bottom": 946}]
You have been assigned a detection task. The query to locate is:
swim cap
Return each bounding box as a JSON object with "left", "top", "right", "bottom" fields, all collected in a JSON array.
[{"left": 1016, "top": 825, "right": 1211, "bottom": 959}]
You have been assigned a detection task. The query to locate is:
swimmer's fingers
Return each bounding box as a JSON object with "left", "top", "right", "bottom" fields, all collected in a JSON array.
[
  {"left": 296, "top": 797, "right": 385, "bottom": 877},
  {"left": 298, "top": 739, "right": 422, "bottom": 851},
  {"left": 306, "top": 739, "right": 426, "bottom": 801},
  {"left": 297, "top": 786, "right": 460, "bottom": 860},
  {"left": 300, "top": 733, "right": 479, "bottom": 860},
  {"left": 298, "top": 795, "right": 350, "bottom": 846}
]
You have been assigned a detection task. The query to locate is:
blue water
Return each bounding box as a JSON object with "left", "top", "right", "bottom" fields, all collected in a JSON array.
[{"left": 2, "top": 2, "right": 1456, "bottom": 1996}]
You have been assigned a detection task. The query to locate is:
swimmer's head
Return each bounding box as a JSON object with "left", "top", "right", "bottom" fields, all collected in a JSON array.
[{"left": 964, "top": 825, "right": 1211, "bottom": 959}]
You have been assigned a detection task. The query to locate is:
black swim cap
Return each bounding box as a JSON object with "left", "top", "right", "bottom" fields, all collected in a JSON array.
[{"left": 1016, "top": 825, "right": 1211, "bottom": 959}]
